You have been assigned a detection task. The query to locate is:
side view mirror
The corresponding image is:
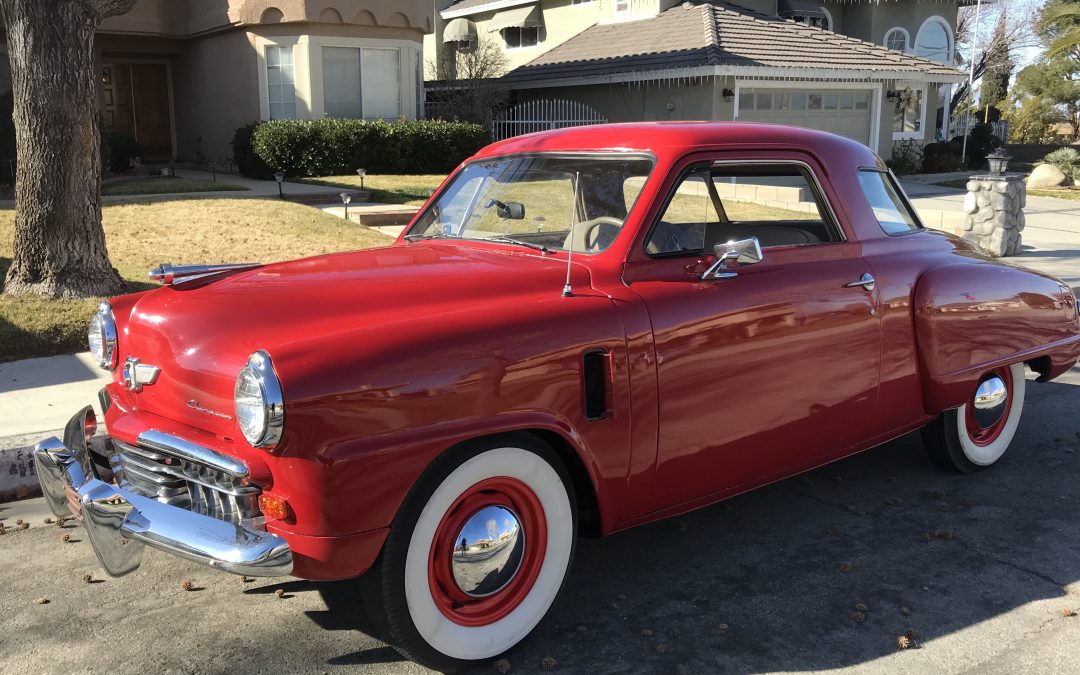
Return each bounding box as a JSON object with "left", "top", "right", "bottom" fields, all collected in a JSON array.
[
  {"left": 701, "top": 237, "right": 763, "bottom": 280},
  {"left": 485, "top": 198, "right": 526, "bottom": 220}
]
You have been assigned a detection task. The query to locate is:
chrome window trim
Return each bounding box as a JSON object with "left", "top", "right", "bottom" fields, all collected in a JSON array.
[
  {"left": 138, "top": 429, "right": 249, "bottom": 477},
  {"left": 856, "top": 166, "right": 926, "bottom": 236},
  {"left": 642, "top": 158, "right": 847, "bottom": 259}
]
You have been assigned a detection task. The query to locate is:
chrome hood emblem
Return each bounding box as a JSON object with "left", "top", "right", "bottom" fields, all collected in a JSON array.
[
  {"left": 149, "top": 262, "right": 262, "bottom": 286},
  {"left": 187, "top": 400, "right": 232, "bottom": 421},
  {"left": 122, "top": 357, "right": 160, "bottom": 392}
]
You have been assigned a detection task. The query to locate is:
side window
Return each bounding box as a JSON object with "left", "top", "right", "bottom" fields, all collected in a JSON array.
[
  {"left": 857, "top": 170, "right": 922, "bottom": 234},
  {"left": 646, "top": 163, "right": 840, "bottom": 255}
]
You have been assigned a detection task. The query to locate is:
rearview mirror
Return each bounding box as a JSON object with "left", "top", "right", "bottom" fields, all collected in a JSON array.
[{"left": 702, "top": 237, "right": 763, "bottom": 280}]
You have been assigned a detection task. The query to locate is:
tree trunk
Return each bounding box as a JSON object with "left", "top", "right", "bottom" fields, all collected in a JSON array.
[{"left": 0, "top": 0, "right": 135, "bottom": 298}]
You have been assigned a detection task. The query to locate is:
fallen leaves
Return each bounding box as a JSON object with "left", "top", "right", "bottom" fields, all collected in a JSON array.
[
  {"left": 541, "top": 656, "right": 557, "bottom": 671},
  {"left": 493, "top": 657, "right": 511, "bottom": 673},
  {"left": 838, "top": 561, "right": 854, "bottom": 573},
  {"left": 180, "top": 579, "right": 194, "bottom": 591}
]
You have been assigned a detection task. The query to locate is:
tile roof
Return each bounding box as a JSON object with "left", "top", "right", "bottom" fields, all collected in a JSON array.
[{"left": 504, "top": 1, "right": 966, "bottom": 85}]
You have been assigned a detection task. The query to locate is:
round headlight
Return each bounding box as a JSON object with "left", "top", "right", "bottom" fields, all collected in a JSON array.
[
  {"left": 234, "top": 350, "right": 284, "bottom": 449},
  {"left": 88, "top": 302, "right": 118, "bottom": 370}
]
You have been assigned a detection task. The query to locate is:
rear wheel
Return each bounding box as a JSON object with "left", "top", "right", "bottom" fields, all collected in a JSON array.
[
  {"left": 361, "top": 434, "right": 577, "bottom": 672},
  {"left": 922, "top": 362, "right": 1026, "bottom": 473}
]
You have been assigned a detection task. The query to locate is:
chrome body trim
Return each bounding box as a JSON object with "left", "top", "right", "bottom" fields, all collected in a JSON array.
[
  {"left": 149, "top": 262, "right": 261, "bottom": 286},
  {"left": 33, "top": 407, "right": 291, "bottom": 578},
  {"left": 843, "top": 273, "right": 876, "bottom": 292},
  {"left": 91, "top": 301, "right": 119, "bottom": 371},
  {"left": 121, "top": 357, "right": 160, "bottom": 392}
]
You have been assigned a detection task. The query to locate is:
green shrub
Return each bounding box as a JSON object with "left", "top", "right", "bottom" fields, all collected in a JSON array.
[
  {"left": 952, "top": 122, "right": 1002, "bottom": 170},
  {"left": 231, "top": 122, "right": 275, "bottom": 180},
  {"left": 886, "top": 139, "right": 923, "bottom": 175},
  {"left": 1040, "top": 147, "right": 1080, "bottom": 181},
  {"left": 243, "top": 118, "right": 489, "bottom": 177},
  {"left": 922, "top": 140, "right": 964, "bottom": 173},
  {"left": 103, "top": 131, "right": 142, "bottom": 174}
]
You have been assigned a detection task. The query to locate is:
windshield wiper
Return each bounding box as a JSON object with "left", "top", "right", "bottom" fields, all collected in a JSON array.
[
  {"left": 485, "top": 236, "right": 550, "bottom": 253},
  {"left": 403, "top": 232, "right": 452, "bottom": 242}
]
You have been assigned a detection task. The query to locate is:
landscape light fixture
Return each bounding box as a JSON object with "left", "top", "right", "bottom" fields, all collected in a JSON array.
[
  {"left": 356, "top": 168, "right": 366, "bottom": 190},
  {"left": 340, "top": 192, "right": 351, "bottom": 220},
  {"left": 274, "top": 171, "right": 285, "bottom": 199},
  {"left": 986, "top": 149, "right": 1011, "bottom": 177},
  {"left": 209, "top": 160, "right": 217, "bottom": 182}
]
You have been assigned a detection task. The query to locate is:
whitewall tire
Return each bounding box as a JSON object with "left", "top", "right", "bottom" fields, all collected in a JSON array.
[
  {"left": 923, "top": 362, "right": 1026, "bottom": 473},
  {"left": 360, "top": 434, "right": 577, "bottom": 672}
]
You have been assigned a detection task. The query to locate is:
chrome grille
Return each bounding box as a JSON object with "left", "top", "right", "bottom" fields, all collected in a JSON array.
[{"left": 111, "top": 437, "right": 262, "bottom": 528}]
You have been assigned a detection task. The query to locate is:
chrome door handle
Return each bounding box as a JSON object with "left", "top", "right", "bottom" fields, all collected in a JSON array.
[{"left": 843, "top": 273, "right": 875, "bottom": 292}]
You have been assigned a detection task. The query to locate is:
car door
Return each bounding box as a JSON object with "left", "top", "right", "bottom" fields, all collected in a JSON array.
[{"left": 624, "top": 155, "right": 882, "bottom": 512}]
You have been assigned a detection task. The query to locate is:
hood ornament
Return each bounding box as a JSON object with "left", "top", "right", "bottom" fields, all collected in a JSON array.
[{"left": 149, "top": 262, "right": 262, "bottom": 286}]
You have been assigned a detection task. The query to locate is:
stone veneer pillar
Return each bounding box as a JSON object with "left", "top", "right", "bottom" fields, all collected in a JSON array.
[{"left": 961, "top": 175, "right": 1025, "bottom": 257}]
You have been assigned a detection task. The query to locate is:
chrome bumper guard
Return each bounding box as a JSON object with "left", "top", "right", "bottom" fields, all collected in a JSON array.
[{"left": 33, "top": 407, "right": 292, "bottom": 578}]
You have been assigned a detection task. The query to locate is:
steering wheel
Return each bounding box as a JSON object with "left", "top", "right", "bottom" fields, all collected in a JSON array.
[{"left": 578, "top": 217, "right": 624, "bottom": 251}]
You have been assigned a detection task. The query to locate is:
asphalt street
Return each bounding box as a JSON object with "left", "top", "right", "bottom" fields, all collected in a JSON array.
[{"left": 1, "top": 364, "right": 1079, "bottom": 674}]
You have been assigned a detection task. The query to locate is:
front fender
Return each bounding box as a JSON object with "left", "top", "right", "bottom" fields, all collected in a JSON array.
[{"left": 914, "top": 260, "right": 1080, "bottom": 413}]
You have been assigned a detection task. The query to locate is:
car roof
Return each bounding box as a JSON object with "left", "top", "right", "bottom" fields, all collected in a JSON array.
[{"left": 473, "top": 121, "right": 881, "bottom": 168}]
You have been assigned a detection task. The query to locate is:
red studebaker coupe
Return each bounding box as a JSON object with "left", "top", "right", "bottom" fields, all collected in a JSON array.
[{"left": 36, "top": 123, "right": 1079, "bottom": 670}]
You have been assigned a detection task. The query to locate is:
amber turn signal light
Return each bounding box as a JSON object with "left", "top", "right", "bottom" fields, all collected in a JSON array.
[{"left": 258, "top": 494, "right": 290, "bottom": 521}]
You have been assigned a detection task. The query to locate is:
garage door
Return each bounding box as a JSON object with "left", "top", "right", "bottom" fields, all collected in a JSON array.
[{"left": 737, "top": 88, "right": 873, "bottom": 146}]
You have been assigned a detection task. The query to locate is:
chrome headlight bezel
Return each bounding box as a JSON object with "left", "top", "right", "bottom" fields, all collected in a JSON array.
[
  {"left": 88, "top": 301, "right": 118, "bottom": 371},
  {"left": 234, "top": 350, "right": 284, "bottom": 450}
]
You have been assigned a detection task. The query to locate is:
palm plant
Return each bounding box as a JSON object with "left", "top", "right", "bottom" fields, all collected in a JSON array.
[{"left": 1042, "top": 1, "right": 1080, "bottom": 58}]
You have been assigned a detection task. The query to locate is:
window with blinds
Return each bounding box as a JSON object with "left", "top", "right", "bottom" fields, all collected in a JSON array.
[{"left": 321, "top": 46, "right": 401, "bottom": 120}]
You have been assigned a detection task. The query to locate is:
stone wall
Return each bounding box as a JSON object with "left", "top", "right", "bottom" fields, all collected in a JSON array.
[{"left": 961, "top": 176, "right": 1025, "bottom": 257}]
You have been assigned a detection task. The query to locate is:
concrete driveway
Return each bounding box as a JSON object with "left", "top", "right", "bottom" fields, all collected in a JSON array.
[{"left": 2, "top": 364, "right": 1078, "bottom": 674}]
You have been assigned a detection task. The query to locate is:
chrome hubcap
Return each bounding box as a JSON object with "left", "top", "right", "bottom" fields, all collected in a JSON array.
[
  {"left": 450, "top": 505, "right": 524, "bottom": 598},
  {"left": 972, "top": 375, "right": 1008, "bottom": 428}
]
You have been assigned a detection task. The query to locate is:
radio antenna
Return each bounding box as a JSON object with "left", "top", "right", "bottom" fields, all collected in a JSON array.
[{"left": 563, "top": 171, "right": 580, "bottom": 297}]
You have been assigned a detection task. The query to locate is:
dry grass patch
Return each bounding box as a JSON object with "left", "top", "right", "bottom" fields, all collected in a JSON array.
[
  {"left": 0, "top": 197, "right": 392, "bottom": 362},
  {"left": 1027, "top": 187, "right": 1080, "bottom": 202}
]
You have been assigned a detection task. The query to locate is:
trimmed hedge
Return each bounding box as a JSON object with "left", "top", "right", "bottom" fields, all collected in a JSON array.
[{"left": 236, "top": 118, "right": 489, "bottom": 178}]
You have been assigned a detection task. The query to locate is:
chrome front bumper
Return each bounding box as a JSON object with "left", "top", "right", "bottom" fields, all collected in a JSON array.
[{"left": 34, "top": 407, "right": 292, "bottom": 578}]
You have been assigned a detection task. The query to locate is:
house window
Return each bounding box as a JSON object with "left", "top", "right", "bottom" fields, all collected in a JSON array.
[
  {"left": 782, "top": 10, "right": 831, "bottom": 31},
  {"left": 321, "top": 46, "right": 401, "bottom": 120},
  {"left": 884, "top": 27, "right": 909, "bottom": 52},
  {"left": 503, "top": 26, "right": 539, "bottom": 49},
  {"left": 266, "top": 45, "right": 297, "bottom": 119},
  {"left": 914, "top": 17, "right": 952, "bottom": 64},
  {"left": 572, "top": 0, "right": 593, "bottom": 4},
  {"left": 889, "top": 88, "right": 924, "bottom": 137},
  {"left": 614, "top": 0, "right": 630, "bottom": 15}
]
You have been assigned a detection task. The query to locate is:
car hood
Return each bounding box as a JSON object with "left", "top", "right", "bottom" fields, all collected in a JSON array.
[{"left": 115, "top": 243, "right": 592, "bottom": 438}]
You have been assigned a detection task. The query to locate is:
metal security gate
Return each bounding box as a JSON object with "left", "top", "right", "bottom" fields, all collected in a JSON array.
[{"left": 492, "top": 99, "right": 606, "bottom": 140}]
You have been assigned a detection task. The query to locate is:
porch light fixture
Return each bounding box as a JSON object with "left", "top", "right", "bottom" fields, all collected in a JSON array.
[
  {"left": 340, "top": 192, "right": 351, "bottom": 220},
  {"left": 356, "top": 168, "right": 366, "bottom": 190},
  {"left": 986, "top": 149, "right": 1011, "bottom": 176},
  {"left": 274, "top": 171, "right": 285, "bottom": 199},
  {"left": 722, "top": 88, "right": 735, "bottom": 103}
]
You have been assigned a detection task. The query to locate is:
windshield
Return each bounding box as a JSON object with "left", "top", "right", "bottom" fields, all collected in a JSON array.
[{"left": 406, "top": 154, "right": 655, "bottom": 254}]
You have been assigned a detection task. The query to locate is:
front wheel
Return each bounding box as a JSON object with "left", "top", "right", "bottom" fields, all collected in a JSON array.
[
  {"left": 361, "top": 435, "right": 577, "bottom": 672},
  {"left": 922, "top": 362, "right": 1026, "bottom": 473}
]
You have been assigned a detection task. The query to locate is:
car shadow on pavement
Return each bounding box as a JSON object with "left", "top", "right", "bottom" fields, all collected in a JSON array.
[{"left": 315, "top": 374, "right": 1080, "bottom": 672}]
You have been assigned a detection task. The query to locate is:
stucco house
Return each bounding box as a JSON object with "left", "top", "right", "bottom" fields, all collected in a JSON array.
[
  {"left": 0, "top": 0, "right": 432, "bottom": 163},
  {"left": 426, "top": 0, "right": 969, "bottom": 159}
]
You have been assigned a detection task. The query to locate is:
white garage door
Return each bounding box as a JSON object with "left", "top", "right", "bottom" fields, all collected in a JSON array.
[{"left": 737, "top": 88, "right": 873, "bottom": 146}]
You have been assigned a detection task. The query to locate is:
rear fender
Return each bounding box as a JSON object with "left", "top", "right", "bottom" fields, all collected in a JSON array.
[{"left": 914, "top": 261, "right": 1080, "bottom": 413}]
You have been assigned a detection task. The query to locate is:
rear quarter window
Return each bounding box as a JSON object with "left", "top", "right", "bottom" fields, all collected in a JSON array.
[{"left": 857, "top": 170, "right": 922, "bottom": 235}]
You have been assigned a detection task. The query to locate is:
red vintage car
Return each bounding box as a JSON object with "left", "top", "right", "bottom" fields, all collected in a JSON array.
[{"left": 35, "top": 123, "right": 1079, "bottom": 671}]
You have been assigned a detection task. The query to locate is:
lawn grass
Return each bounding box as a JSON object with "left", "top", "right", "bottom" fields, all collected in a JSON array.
[
  {"left": 301, "top": 174, "right": 446, "bottom": 205},
  {"left": 102, "top": 176, "right": 246, "bottom": 196},
  {"left": 1027, "top": 187, "right": 1080, "bottom": 201},
  {"left": 0, "top": 197, "right": 392, "bottom": 362}
]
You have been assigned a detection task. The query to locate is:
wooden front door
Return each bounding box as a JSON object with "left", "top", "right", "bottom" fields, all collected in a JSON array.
[{"left": 101, "top": 62, "right": 172, "bottom": 160}]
